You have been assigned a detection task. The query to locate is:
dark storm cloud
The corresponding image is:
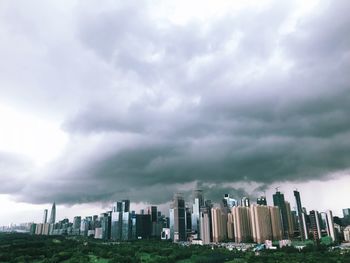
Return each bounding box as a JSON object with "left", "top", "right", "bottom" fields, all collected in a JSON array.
[
  {"left": 1, "top": 0, "right": 350, "bottom": 205},
  {"left": 0, "top": 152, "right": 33, "bottom": 193}
]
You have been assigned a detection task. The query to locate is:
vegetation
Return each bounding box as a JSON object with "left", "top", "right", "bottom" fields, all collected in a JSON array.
[{"left": 0, "top": 233, "right": 349, "bottom": 263}]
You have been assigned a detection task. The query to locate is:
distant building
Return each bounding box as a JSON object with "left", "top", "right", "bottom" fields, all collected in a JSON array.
[
  {"left": 99, "top": 213, "right": 110, "bottom": 240},
  {"left": 231, "top": 206, "right": 252, "bottom": 243},
  {"left": 80, "top": 219, "right": 89, "bottom": 236},
  {"left": 344, "top": 226, "right": 350, "bottom": 242},
  {"left": 241, "top": 197, "right": 250, "bottom": 207},
  {"left": 211, "top": 207, "right": 227, "bottom": 242},
  {"left": 73, "top": 216, "right": 81, "bottom": 230},
  {"left": 170, "top": 193, "right": 186, "bottom": 242},
  {"left": 192, "top": 190, "right": 204, "bottom": 239},
  {"left": 223, "top": 194, "right": 237, "bottom": 209},
  {"left": 30, "top": 223, "right": 37, "bottom": 235},
  {"left": 257, "top": 196, "right": 267, "bottom": 206},
  {"left": 343, "top": 208, "right": 350, "bottom": 218},
  {"left": 273, "top": 191, "right": 289, "bottom": 239},
  {"left": 285, "top": 201, "right": 294, "bottom": 238},
  {"left": 294, "top": 190, "right": 308, "bottom": 240},
  {"left": 111, "top": 200, "right": 132, "bottom": 241},
  {"left": 42, "top": 223, "right": 50, "bottom": 235},
  {"left": 227, "top": 212, "right": 234, "bottom": 241},
  {"left": 269, "top": 206, "right": 283, "bottom": 241},
  {"left": 35, "top": 223, "right": 43, "bottom": 235},
  {"left": 161, "top": 228, "right": 171, "bottom": 240},
  {"left": 185, "top": 207, "right": 192, "bottom": 236},
  {"left": 250, "top": 205, "right": 272, "bottom": 243},
  {"left": 147, "top": 206, "right": 159, "bottom": 237},
  {"left": 49, "top": 202, "right": 56, "bottom": 224},
  {"left": 136, "top": 214, "right": 151, "bottom": 239},
  {"left": 95, "top": 227, "right": 103, "bottom": 239},
  {"left": 325, "top": 210, "right": 336, "bottom": 242},
  {"left": 43, "top": 209, "right": 48, "bottom": 224},
  {"left": 309, "top": 210, "right": 321, "bottom": 240},
  {"left": 343, "top": 208, "right": 350, "bottom": 225},
  {"left": 200, "top": 207, "right": 211, "bottom": 244}
]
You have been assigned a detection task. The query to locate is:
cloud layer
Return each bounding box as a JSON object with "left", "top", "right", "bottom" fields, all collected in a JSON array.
[{"left": 0, "top": 0, "right": 350, "bottom": 205}]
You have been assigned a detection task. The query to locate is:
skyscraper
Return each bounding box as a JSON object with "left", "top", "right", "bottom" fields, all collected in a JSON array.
[
  {"left": 250, "top": 204, "right": 273, "bottom": 243},
  {"left": 43, "top": 209, "right": 48, "bottom": 224},
  {"left": 211, "top": 207, "right": 227, "bottom": 242},
  {"left": 171, "top": 193, "right": 186, "bottom": 241},
  {"left": 325, "top": 210, "right": 336, "bottom": 242},
  {"left": 185, "top": 207, "right": 192, "bottom": 235},
  {"left": 121, "top": 210, "right": 131, "bottom": 241},
  {"left": 111, "top": 202, "right": 122, "bottom": 240},
  {"left": 136, "top": 214, "right": 151, "bottom": 239},
  {"left": 273, "top": 191, "right": 289, "bottom": 239},
  {"left": 285, "top": 201, "right": 294, "bottom": 237},
  {"left": 294, "top": 190, "right": 308, "bottom": 240},
  {"left": 49, "top": 202, "right": 56, "bottom": 224},
  {"left": 227, "top": 212, "right": 234, "bottom": 240},
  {"left": 73, "top": 216, "right": 81, "bottom": 230},
  {"left": 343, "top": 208, "right": 350, "bottom": 218},
  {"left": 192, "top": 189, "right": 204, "bottom": 238},
  {"left": 269, "top": 206, "right": 283, "bottom": 241},
  {"left": 200, "top": 207, "right": 211, "bottom": 244},
  {"left": 309, "top": 210, "right": 321, "bottom": 240},
  {"left": 147, "top": 206, "right": 158, "bottom": 237},
  {"left": 231, "top": 206, "right": 252, "bottom": 243},
  {"left": 111, "top": 200, "right": 132, "bottom": 241}
]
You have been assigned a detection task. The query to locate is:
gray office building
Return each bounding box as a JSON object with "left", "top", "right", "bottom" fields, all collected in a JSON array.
[
  {"left": 170, "top": 193, "right": 186, "bottom": 241},
  {"left": 192, "top": 190, "right": 204, "bottom": 238},
  {"left": 294, "top": 190, "right": 308, "bottom": 240},
  {"left": 49, "top": 202, "right": 56, "bottom": 224},
  {"left": 111, "top": 200, "right": 132, "bottom": 241},
  {"left": 273, "top": 191, "right": 289, "bottom": 239},
  {"left": 43, "top": 209, "right": 48, "bottom": 224}
]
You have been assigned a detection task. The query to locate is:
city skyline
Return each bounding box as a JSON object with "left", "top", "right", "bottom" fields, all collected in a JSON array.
[
  {"left": 2, "top": 186, "right": 348, "bottom": 228},
  {"left": 1, "top": 0, "right": 350, "bottom": 226},
  {"left": 4, "top": 187, "right": 348, "bottom": 246}
]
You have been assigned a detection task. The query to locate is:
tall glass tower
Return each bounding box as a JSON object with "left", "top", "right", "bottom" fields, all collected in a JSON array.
[
  {"left": 172, "top": 193, "right": 186, "bottom": 241},
  {"left": 294, "top": 190, "right": 308, "bottom": 240},
  {"left": 273, "top": 191, "right": 289, "bottom": 239},
  {"left": 43, "top": 209, "right": 48, "bottom": 224},
  {"left": 192, "top": 189, "right": 204, "bottom": 238},
  {"left": 49, "top": 202, "right": 56, "bottom": 224}
]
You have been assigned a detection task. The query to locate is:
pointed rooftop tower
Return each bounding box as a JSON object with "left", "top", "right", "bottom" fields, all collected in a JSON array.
[{"left": 49, "top": 202, "right": 56, "bottom": 224}]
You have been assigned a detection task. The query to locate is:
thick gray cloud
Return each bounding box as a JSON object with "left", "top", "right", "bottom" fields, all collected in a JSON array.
[
  {"left": 1, "top": 0, "right": 350, "bottom": 206},
  {"left": 0, "top": 152, "right": 33, "bottom": 193}
]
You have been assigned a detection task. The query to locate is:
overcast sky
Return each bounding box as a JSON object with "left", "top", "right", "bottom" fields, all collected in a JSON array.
[{"left": 1, "top": 0, "right": 350, "bottom": 225}]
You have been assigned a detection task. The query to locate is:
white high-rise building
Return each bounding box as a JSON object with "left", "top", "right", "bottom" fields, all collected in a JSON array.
[
  {"left": 200, "top": 207, "right": 211, "bottom": 244},
  {"left": 325, "top": 210, "right": 336, "bottom": 242},
  {"left": 192, "top": 190, "right": 204, "bottom": 238}
]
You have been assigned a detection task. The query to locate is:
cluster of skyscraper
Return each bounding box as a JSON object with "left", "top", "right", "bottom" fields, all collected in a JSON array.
[
  {"left": 30, "top": 200, "right": 169, "bottom": 241},
  {"left": 32, "top": 202, "right": 56, "bottom": 235},
  {"left": 29, "top": 190, "right": 349, "bottom": 245},
  {"left": 168, "top": 189, "right": 339, "bottom": 245}
]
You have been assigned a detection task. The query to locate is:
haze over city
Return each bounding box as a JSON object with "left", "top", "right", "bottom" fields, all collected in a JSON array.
[{"left": 0, "top": 0, "right": 350, "bottom": 225}]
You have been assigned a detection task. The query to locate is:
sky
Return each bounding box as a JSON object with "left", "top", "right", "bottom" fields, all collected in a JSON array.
[{"left": 0, "top": 0, "right": 350, "bottom": 225}]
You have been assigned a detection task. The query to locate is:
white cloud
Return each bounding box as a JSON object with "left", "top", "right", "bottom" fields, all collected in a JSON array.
[{"left": 0, "top": 103, "right": 68, "bottom": 166}]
